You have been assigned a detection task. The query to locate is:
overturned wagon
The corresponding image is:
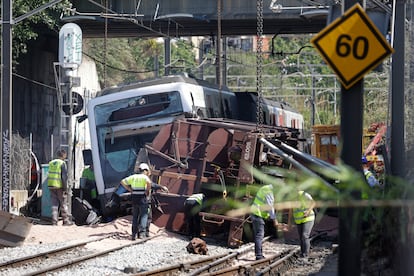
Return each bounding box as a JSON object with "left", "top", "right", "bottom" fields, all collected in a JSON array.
[{"left": 145, "top": 118, "right": 303, "bottom": 247}]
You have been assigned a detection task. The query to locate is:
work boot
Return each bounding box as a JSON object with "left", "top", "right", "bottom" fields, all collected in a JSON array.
[
  {"left": 52, "top": 207, "right": 59, "bottom": 225},
  {"left": 131, "top": 234, "right": 136, "bottom": 241},
  {"left": 63, "top": 220, "right": 74, "bottom": 226},
  {"left": 256, "top": 255, "right": 265, "bottom": 260}
]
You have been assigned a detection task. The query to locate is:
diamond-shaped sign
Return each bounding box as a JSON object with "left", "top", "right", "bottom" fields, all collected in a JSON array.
[{"left": 311, "top": 4, "right": 394, "bottom": 90}]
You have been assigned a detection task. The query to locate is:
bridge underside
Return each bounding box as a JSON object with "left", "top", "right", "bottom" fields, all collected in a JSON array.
[
  {"left": 67, "top": 0, "right": 337, "bottom": 38},
  {"left": 67, "top": 0, "right": 390, "bottom": 38},
  {"left": 64, "top": 16, "right": 328, "bottom": 38}
]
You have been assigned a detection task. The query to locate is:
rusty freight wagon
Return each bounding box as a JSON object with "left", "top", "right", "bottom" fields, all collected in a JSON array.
[{"left": 143, "top": 117, "right": 303, "bottom": 247}]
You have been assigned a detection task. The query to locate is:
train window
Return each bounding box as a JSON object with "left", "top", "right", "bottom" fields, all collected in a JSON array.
[
  {"left": 278, "top": 110, "right": 285, "bottom": 126},
  {"left": 205, "top": 94, "right": 214, "bottom": 117},
  {"left": 224, "top": 99, "right": 231, "bottom": 118},
  {"left": 262, "top": 111, "right": 267, "bottom": 125},
  {"left": 96, "top": 91, "right": 183, "bottom": 125},
  {"left": 271, "top": 113, "right": 276, "bottom": 126},
  {"left": 291, "top": 119, "right": 296, "bottom": 128},
  {"left": 105, "top": 149, "right": 135, "bottom": 172},
  {"left": 104, "top": 136, "right": 137, "bottom": 172},
  {"left": 331, "top": 135, "right": 339, "bottom": 145},
  {"left": 321, "top": 135, "right": 333, "bottom": 145}
]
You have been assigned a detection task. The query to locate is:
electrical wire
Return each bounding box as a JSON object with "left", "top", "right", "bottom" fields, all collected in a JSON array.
[
  {"left": 13, "top": 73, "right": 57, "bottom": 91},
  {"left": 82, "top": 52, "right": 156, "bottom": 74}
]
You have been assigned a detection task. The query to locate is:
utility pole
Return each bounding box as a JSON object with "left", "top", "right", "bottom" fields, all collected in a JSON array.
[
  {"left": 1, "top": 0, "right": 13, "bottom": 212},
  {"left": 391, "top": 0, "right": 411, "bottom": 273},
  {"left": 164, "top": 38, "right": 171, "bottom": 76}
]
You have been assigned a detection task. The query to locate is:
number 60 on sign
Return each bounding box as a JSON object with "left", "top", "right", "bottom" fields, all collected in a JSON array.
[{"left": 311, "top": 3, "right": 394, "bottom": 90}]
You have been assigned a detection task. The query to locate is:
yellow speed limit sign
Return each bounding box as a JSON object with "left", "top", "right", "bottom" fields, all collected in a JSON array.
[{"left": 311, "top": 3, "right": 394, "bottom": 90}]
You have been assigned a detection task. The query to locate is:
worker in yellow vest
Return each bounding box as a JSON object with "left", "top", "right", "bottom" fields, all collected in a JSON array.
[
  {"left": 47, "top": 149, "right": 73, "bottom": 226},
  {"left": 250, "top": 184, "right": 278, "bottom": 260},
  {"left": 292, "top": 190, "right": 315, "bottom": 258},
  {"left": 184, "top": 193, "right": 205, "bottom": 239},
  {"left": 120, "top": 163, "right": 152, "bottom": 240},
  {"left": 81, "top": 164, "right": 99, "bottom": 209}
]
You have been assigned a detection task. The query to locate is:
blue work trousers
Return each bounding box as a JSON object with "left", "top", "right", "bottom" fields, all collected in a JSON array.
[
  {"left": 131, "top": 196, "right": 149, "bottom": 238},
  {"left": 251, "top": 214, "right": 265, "bottom": 260}
]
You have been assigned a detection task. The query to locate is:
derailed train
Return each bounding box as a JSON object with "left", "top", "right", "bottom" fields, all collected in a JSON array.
[{"left": 79, "top": 74, "right": 307, "bottom": 246}]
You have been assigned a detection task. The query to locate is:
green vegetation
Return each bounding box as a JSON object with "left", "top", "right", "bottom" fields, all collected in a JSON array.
[
  {"left": 219, "top": 163, "right": 412, "bottom": 274},
  {"left": 5, "top": 0, "right": 72, "bottom": 64},
  {"left": 83, "top": 35, "right": 389, "bottom": 131},
  {"left": 83, "top": 38, "right": 197, "bottom": 88}
]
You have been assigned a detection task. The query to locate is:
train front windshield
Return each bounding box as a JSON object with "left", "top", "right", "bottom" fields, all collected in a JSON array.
[{"left": 93, "top": 91, "right": 183, "bottom": 190}]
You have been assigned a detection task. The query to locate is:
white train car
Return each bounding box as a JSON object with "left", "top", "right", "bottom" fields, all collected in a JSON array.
[{"left": 235, "top": 92, "right": 304, "bottom": 130}]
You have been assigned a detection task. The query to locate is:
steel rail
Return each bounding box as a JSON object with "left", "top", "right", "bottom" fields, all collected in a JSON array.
[
  {"left": 187, "top": 236, "right": 272, "bottom": 276},
  {"left": 133, "top": 253, "right": 229, "bottom": 276},
  {"left": 204, "top": 232, "right": 328, "bottom": 276},
  {"left": 20, "top": 234, "right": 162, "bottom": 276},
  {"left": 256, "top": 231, "right": 327, "bottom": 275},
  {"left": 0, "top": 234, "right": 113, "bottom": 268}
]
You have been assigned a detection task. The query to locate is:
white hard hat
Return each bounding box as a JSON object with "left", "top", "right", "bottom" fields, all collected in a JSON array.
[{"left": 139, "top": 163, "right": 150, "bottom": 171}]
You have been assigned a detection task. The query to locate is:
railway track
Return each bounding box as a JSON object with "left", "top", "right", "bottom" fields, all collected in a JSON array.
[
  {"left": 0, "top": 233, "right": 161, "bottom": 276},
  {"left": 0, "top": 228, "right": 331, "bottom": 276},
  {"left": 133, "top": 247, "right": 299, "bottom": 276},
  {"left": 133, "top": 233, "right": 327, "bottom": 276}
]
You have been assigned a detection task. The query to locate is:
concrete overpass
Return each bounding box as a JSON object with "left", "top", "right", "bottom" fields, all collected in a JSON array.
[{"left": 66, "top": 0, "right": 338, "bottom": 38}]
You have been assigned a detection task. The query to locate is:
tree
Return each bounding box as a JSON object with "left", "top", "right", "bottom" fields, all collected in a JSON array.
[
  {"left": 3, "top": 0, "right": 72, "bottom": 66},
  {"left": 83, "top": 37, "right": 198, "bottom": 88}
]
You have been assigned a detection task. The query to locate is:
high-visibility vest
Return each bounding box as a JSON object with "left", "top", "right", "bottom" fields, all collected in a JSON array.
[
  {"left": 293, "top": 191, "right": 315, "bottom": 224},
  {"left": 82, "top": 167, "right": 97, "bottom": 199},
  {"left": 186, "top": 193, "right": 204, "bottom": 205},
  {"left": 48, "top": 159, "right": 65, "bottom": 188},
  {"left": 364, "top": 170, "right": 373, "bottom": 179},
  {"left": 362, "top": 170, "right": 376, "bottom": 199},
  {"left": 82, "top": 167, "right": 95, "bottom": 181},
  {"left": 251, "top": 185, "right": 274, "bottom": 219},
  {"left": 124, "top": 174, "right": 148, "bottom": 195}
]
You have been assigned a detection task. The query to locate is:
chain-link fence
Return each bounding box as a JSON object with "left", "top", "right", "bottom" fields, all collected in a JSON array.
[{"left": 0, "top": 133, "right": 31, "bottom": 200}]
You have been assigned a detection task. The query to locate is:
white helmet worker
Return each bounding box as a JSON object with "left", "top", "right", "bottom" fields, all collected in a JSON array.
[{"left": 139, "top": 163, "right": 150, "bottom": 171}]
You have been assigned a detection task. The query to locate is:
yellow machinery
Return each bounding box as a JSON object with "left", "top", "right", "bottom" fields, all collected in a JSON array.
[{"left": 311, "top": 123, "right": 386, "bottom": 177}]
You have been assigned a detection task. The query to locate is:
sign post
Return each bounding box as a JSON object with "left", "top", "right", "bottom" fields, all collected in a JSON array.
[
  {"left": 311, "top": 3, "right": 393, "bottom": 275},
  {"left": 311, "top": 4, "right": 393, "bottom": 89}
]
